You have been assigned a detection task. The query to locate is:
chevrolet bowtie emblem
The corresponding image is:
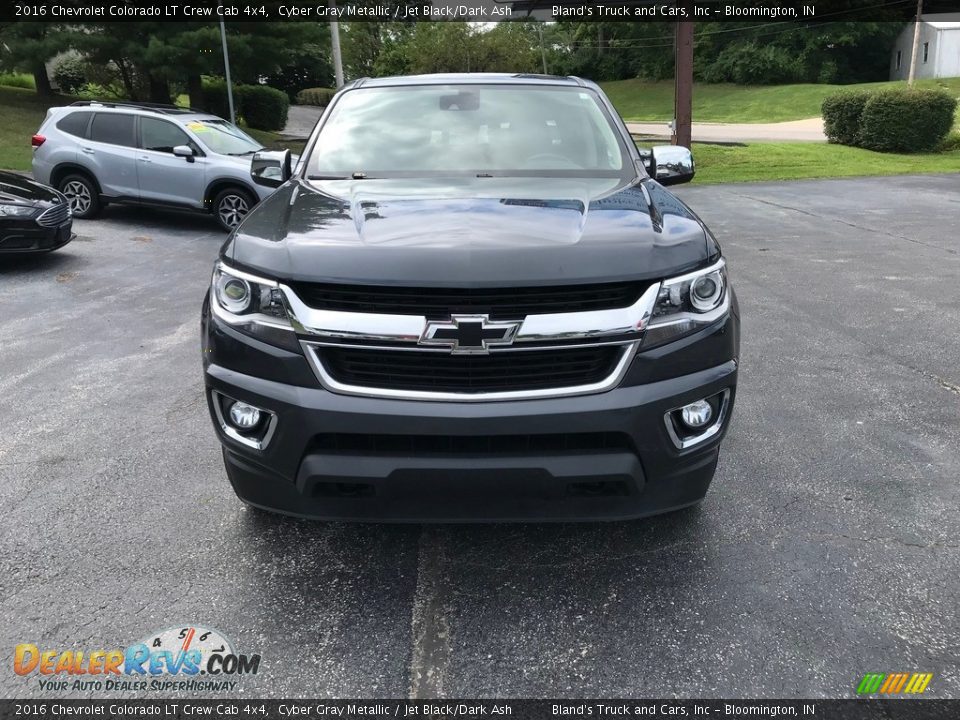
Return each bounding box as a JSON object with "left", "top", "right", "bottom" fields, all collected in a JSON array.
[{"left": 419, "top": 314, "right": 522, "bottom": 355}]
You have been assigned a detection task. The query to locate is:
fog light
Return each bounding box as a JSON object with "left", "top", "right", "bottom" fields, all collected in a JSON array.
[
  {"left": 228, "top": 401, "right": 261, "bottom": 430},
  {"left": 680, "top": 399, "right": 713, "bottom": 428}
]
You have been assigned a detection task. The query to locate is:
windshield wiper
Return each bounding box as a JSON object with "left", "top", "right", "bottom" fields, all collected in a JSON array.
[{"left": 225, "top": 149, "right": 262, "bottom": 156}]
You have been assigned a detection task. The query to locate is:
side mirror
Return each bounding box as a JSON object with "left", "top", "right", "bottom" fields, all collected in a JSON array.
[
  {"left": 251, "top": 149, "right": 292, "bottom": 188},
  {"left": 173, "top": 145, "right": 194, "bottom": 159},
  {"left": 651, "top": 145, "right": 695, "bottom": 186},
  {"left": 637, "top": 148, "right": 654, "bottom": 176}
]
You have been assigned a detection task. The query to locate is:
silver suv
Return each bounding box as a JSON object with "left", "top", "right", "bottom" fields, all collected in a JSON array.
[{"left": 31, "top": 101, "right": 275, "bottom": 231}]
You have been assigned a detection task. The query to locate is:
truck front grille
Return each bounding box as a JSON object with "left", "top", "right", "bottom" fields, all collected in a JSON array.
[
  {"left": 316, "top": 346, "right": 624, "bottom": 394},
  {"left": 289, "top": 281, "right": 648, "bottom": 318}
]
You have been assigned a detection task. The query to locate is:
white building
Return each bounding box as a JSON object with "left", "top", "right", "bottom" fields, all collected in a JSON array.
[{"left": 890, "top": 13, "right": 960, "bottom": 80}]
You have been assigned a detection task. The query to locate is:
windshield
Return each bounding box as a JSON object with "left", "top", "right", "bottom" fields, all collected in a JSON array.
[
  {"left": 185, "top": 119, "right": 263, "bottom": 156},
  {"left": 307, "top": 84, "right": 629, "bottom": 178}
]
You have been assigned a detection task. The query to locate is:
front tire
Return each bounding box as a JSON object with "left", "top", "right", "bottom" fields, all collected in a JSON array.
[
  {"left": 213, "top": 187, "right": 254, "bottom": 232},
  {"left": 59, "top": 173, "right": 101, "bottom": 219}
]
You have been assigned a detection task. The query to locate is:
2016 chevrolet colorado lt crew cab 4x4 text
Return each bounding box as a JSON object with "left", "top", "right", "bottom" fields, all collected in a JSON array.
[{"left": 201, "top": 73, "right": 740, "bottom": 521}]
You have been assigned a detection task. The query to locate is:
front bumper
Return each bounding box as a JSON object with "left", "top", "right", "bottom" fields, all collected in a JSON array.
[
  {"left": 202, "top": 301, "right": 739, "bottom": 522},
  {"left": 0, "top": 218, "right": 73, "bottom": 254}
]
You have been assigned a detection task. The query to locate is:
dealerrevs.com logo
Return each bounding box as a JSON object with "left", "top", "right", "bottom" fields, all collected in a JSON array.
[{"left": 13, "top": 625, "right": 261, "bottom": 693}]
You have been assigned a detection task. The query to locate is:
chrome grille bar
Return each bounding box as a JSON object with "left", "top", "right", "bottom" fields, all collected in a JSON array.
[{"left": 281, "top": 282, "right": 661, "bottom": 351}]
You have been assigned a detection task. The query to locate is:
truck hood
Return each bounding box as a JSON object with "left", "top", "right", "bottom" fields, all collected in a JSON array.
[{"left": 225, "top": 176, "right": 711, "bottom": 286}]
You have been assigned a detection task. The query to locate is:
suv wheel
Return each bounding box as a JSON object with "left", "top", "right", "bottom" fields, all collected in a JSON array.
[
  {"left": 59, "top": 174, "right": 101, "bottom": 219},
  {"left": 213, "top": 188, "right": 254, "bottom": 231}
]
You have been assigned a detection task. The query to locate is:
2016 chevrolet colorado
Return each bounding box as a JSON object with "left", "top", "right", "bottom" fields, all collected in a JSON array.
[{"left": 201, "top": 73, "right": 739, "bottom": 521}]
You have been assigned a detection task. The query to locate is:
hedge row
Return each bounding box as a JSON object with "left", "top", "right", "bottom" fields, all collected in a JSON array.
[
  {"left": 822, "top": 87, "right": 957, "bottom": 153},
  {"left": 295, "top": 87, "right": 337, "bottom": 107},
  {"left": 201, "top": 80, "right": 289, "bottom": 131}
]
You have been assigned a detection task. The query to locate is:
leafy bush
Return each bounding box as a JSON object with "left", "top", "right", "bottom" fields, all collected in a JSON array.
[
  {"left": 52, "top": 57, "right": 87, "bottom": 95},
  {"left": 942, "top": 131, "right": 960, "bottom": 152},
  {"left": 859, "top": 88, "right": 957, "bottom": 153},
  {"left": 296, "top": 87, "right": 336, "bottom": 107},
  {"left": 235, "top": 84, "right": 289, "bottom": 131},
  {"left": 201, "top": 79, "right": 232, "bottom": 120},
  {"left": 701, "top": 42, "right": 802, "bottom": 85},
  {"left": 201, "top": 80, "right": 289, "bottom": 130},
  {"left": 821, "top": 90, "right": 873, "bottom": 146},
  {"left": 816, "top": 59, "right": 840, "bottom": 85},
  {"left": 0, "top": 72, "right": 35, "bottom": 89},
  {"left": 75, "top": 83, "right": 124, "bottom": 101}
]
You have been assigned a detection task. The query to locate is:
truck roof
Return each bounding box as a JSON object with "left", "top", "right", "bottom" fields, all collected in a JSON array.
[{"left": 351, "top": 73, "right": 594, "bottom": 90}]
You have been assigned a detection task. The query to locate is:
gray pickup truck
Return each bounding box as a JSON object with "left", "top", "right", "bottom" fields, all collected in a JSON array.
[{"left": 201, "top": 73, "right": 740, "bottom": 522}]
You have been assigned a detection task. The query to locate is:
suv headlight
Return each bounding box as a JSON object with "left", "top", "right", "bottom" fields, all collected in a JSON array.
[
  {"left": 210, "top": 261, "right": 299, "bottom": 351},
  {"left": 642, "top": 259, "right": 729, "bottom": 348}
]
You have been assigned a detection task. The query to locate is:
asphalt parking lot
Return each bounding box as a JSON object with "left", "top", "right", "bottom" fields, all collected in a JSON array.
[{"left": 1, "top": 175, "right": 958, "bottom": 700}]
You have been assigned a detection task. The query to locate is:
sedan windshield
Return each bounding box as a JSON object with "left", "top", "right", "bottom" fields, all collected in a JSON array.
[
  {"left": 308, "top": 84, "right": 629, "bottom": 178},
  {"left": 186, "top": 119, "right": 263, "bottom": 156}
]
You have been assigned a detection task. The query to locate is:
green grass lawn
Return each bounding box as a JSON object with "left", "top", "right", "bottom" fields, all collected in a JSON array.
[
  {"left": 603, "top": 77, "right": 960, "bottom": 123},
  {"left": 689, "top": 141, "right": 960, "bottom": 184},
  {"left": 0, "top": 86, "right": 70, "bottom": 172},
  {"left": 243, "top": 127, "right": 306, "bottom": 155}
]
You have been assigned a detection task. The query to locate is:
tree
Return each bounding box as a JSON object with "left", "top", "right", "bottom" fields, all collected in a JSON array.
[
  {"left": 0, "top": 22, "right": 65, "bottom": 95},
  {"left": 370, "top": 22, "right": 540, "bottom": 77},
  {"left": 477, "top": 21, "right": 540, "bottom": 73},
  {"left": 58, "top": 21, "right": 332, "bottom": 106},
  {"left": 342, "top": 2, "right": 419, "bottom": 81}
]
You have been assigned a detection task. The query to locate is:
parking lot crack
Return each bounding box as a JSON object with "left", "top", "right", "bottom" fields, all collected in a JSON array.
[
  {"left": 931, "top": 374, "right": 960, "bottom": 396},
  {"left": 727, "top": 191, "right": 958, "bottom": 256},
  {"left": 407, "top": 528, "right": 452, "bottom": 699},
  {"left": 818, "top": 532, "right": 958, "bottom": 550},
  {"left": 894, "top": 364, "right": 960, "bottom": 399}
]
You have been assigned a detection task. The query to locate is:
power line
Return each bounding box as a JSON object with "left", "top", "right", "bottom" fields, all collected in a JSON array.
[{"left": 566, "top": 16, "right": 910, "bottom": 50}]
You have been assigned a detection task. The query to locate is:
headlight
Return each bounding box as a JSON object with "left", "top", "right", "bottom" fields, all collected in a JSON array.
[
  {"left": 642, "top": 259, "right": 729, "bottom": 349},
  {"left": 210, "top": 261, "right": 299, "bottom": 351},
  {"left": 215, "top": 273, "right": 252, "bottom": 313},
  {"left": 0, "top": 204, "right": 38, "bottom": 218}
]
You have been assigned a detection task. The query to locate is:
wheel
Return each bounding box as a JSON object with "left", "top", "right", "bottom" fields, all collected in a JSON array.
[
  {"left": 59, "top": 173, "right": 101, "bottom": 219},
  {"left": 213, "top": 187, "right": 254, "bottom": 231}
]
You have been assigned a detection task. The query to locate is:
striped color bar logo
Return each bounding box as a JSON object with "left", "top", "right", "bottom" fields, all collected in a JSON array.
[{"left": 857, "top": 672, "right": 933, "bottom": 694}]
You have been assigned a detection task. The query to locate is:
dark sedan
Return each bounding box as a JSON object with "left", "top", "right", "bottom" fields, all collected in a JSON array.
[{"left": 0, "top": 171, "right": 73, "bottom": 254}]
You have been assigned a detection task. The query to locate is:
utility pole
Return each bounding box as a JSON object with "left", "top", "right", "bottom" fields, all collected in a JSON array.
[
  {"left": 537, "top": 23, "right": 548, "bottom": 74},
  {"left": 673, "top": 19, "right": 693, "bottom": 148},
  {"left": 218, "top": 9, "right": 235, "bottom": 125},
  {"left": 329, "top": 0, "right": 344, "bottom": 88},
  {"left": 907, "top": 0, "right": 924, "bottom": 84}
]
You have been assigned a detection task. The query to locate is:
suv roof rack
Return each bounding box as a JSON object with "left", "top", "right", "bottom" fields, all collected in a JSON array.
[{"left": 68, "top": 100, "right": 206, "bottom": 115}]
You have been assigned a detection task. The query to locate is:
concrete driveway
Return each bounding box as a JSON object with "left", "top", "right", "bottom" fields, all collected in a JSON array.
[
  {"left": 282, "top": 105, "right": 323, "bottom": 139},
  {"left": 1, "top": 176, "right": 958, "bottom": 699},
  {"left": 627, "top": 117, "right": 827, "bottom": 143}
]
